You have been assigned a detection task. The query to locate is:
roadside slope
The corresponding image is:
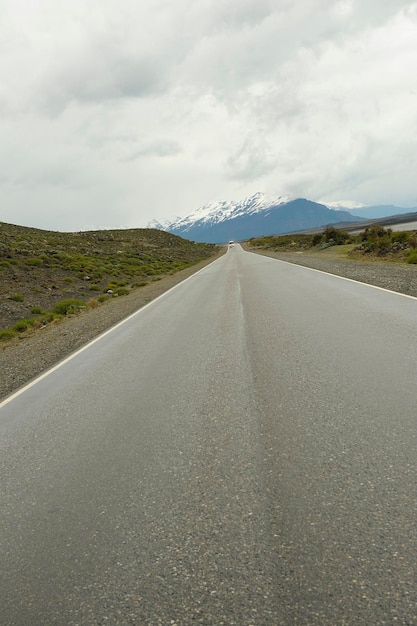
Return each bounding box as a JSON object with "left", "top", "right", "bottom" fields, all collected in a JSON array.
[{"left": 0, "top": 254, "right": 221, "bottom": 400}]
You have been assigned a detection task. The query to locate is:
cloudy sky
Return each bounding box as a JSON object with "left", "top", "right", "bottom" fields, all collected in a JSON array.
[{"left": 1, "top": 0, "right": 417, "bottom": 231}]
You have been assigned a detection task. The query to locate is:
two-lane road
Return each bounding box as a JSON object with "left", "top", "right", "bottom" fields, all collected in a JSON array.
[{"left": 1, "top": 245, "right": 417, "bottom": 624}]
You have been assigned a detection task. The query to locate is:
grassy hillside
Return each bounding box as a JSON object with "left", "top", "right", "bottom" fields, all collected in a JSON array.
[{"left": 0, "top": 222, "right": 217, "bottom": 340}]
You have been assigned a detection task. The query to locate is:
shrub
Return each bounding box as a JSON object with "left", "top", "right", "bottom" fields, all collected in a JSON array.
[
  {"left": 0, "top": 329, "right": 18, "bottom": 342},
  {"left": 30, "top": 306, "right": 45, "bottom": 314},
  {"left": 406, "top": 249, "right": 417, "bottom": 264},
  {"left": 9, "top": 294, "right": 24, "bottom": 302},
  {"left": 408, "top": 235, "right": 417, "bottom": 249},
  {"left": 12, "top": 319, "right": 35, "bottom": 333},
  {"left": 40, "top": 313, "right": 56, "bottom": 324},
  {"left": 391, "top": 231, "right": 410, "bottom": 244},
  {"left": 322, "top": 227, "right": 350, "bottom": 245},
  {"left": 115, "top": 287, "right": 130, "bottom": 296},
  {"left": 359, "top": 225, "right": 395, "bottom": 255},
  {"left": 52, "top": 298, "right": 86, "bottom": 315},
  {"left": 361, "top": 225, "right": 391, "bottom": 244},
  {"left": 105, "top": 281, "right": 119, "bottom": 292},
  {"left": 25, "top": 258, "right": 43, "bottom": 266},
  {"left": 311, "top": 233, "right": 323, "bottom": 246}
]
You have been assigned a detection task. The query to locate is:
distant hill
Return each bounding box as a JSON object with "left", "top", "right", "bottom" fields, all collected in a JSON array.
[
  {"left": 0, "top": 221, "right": 216, "bottom": 337},
  {"left": 343, "top": 205, "right": 417, "bottom": 220}
]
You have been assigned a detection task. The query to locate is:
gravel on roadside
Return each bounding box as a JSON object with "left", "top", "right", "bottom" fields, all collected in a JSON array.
[
  {"left": 1, "top": 248, "right": 416, "bottom": 401},
  {"left": 249, "top": 248, "right": 417, "bottom": 298}
]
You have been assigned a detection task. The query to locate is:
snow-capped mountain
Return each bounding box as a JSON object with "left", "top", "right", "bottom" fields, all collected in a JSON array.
[
  {"left": 149, "top": 192, "right": 363, "bottom": 243},
  {"left": 324, "top": 200, "right": 367, "bottom": 211},
  {"left": 147, "top": 217, "right": 174, "bottom": 230},
  {"left": 164, "top": 192, "right": 292, "bottom": 233},
  {"left": 149, "top": 192, "right": 417, "bottom": 243}
]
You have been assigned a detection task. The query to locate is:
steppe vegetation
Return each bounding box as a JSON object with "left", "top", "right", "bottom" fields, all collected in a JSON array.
[
  {"left": 248, "top": 225, "right": 417, "bottom": 263},
  {"left": 0, "top": 222, "right": 216, "bottom": 342}
]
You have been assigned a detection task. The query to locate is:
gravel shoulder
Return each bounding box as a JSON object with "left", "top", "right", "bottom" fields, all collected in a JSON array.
[
  {"left": 2, "top": 247, "right": 417, "bottom": 401},
  {"left": 0, "top": 255, "right": 222, "bottom": 401},
  {"left": 247, "top": 247, "right": 417, "bottom": 297}
]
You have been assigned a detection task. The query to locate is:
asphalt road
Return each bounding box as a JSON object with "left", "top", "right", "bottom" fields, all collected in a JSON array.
[{"left": 1, "top": 245, "right": 417, "bottom": 625}]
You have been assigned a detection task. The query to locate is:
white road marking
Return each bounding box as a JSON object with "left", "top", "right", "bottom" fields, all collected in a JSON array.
[
  {"left": 0, "top": 257, "right": 224, "bottom": 409},
  {"left": 264, "top": 255, "right": 417, "bottom": 301}
]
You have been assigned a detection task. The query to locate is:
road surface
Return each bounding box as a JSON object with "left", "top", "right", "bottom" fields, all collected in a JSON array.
[{"left": 1, "top": 244, "right": 417, "bottom": 625}]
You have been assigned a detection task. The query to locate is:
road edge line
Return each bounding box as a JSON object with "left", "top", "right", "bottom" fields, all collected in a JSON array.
[
  {"left": 0, "top": 254, "right": 225, "bottom": 410},
  {"left": 253, "top": 252, "right": 417, "bottom": 301}
]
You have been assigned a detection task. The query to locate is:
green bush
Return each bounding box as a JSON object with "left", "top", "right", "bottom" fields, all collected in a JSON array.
[
  {"left": 9, "top": 294, "right": 24, "bottom": 302},
  {"left": 30, "top": 306, "right": 45, "bottom": 314},
  {"left": 359, "top": 225, "right": 394, "bottom": 254},
  {"left": 12, "top": 319, "right": 35, "bottom": 333},
  {"left": 409, "top": 233, "right": 417, "bottom": 248},
  {"left": 25, "top": 258, "right": 43, "bottom": 266},
  {"left": 406, "top": 249, "right": 417, "bottom": 264},
  {"left": 52, "top": 299, "right": 86, "bottom": 315},
  {"left": 115, "top": 287, "right": 130, "bottom": 296},
  {"left": 311, "top": 233, "right": 323, "bottom": 246},
  {"left": 0, "top": 329, "right": 18, "bottom": 342},
  {"left": 40, "top": 313, "right": 56, "bottom": 324},
  {"left": 391, "top": 231, "right": 410, "bottom": 244},
  {"left": 361, "top": 225, "right": 391, "bottom": 242},
  {"left": 321, "top": 227, "right": 350, "bottom": 246}
]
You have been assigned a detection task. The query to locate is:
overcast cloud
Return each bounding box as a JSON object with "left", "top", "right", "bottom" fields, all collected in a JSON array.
[{"left": 1, "top": 0, "right": 417, "bottom": 231}]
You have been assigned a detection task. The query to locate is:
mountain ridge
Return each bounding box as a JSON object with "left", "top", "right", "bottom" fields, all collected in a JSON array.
[{"left": 150, "top": 193, "right": 416, "bottom": 243}]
